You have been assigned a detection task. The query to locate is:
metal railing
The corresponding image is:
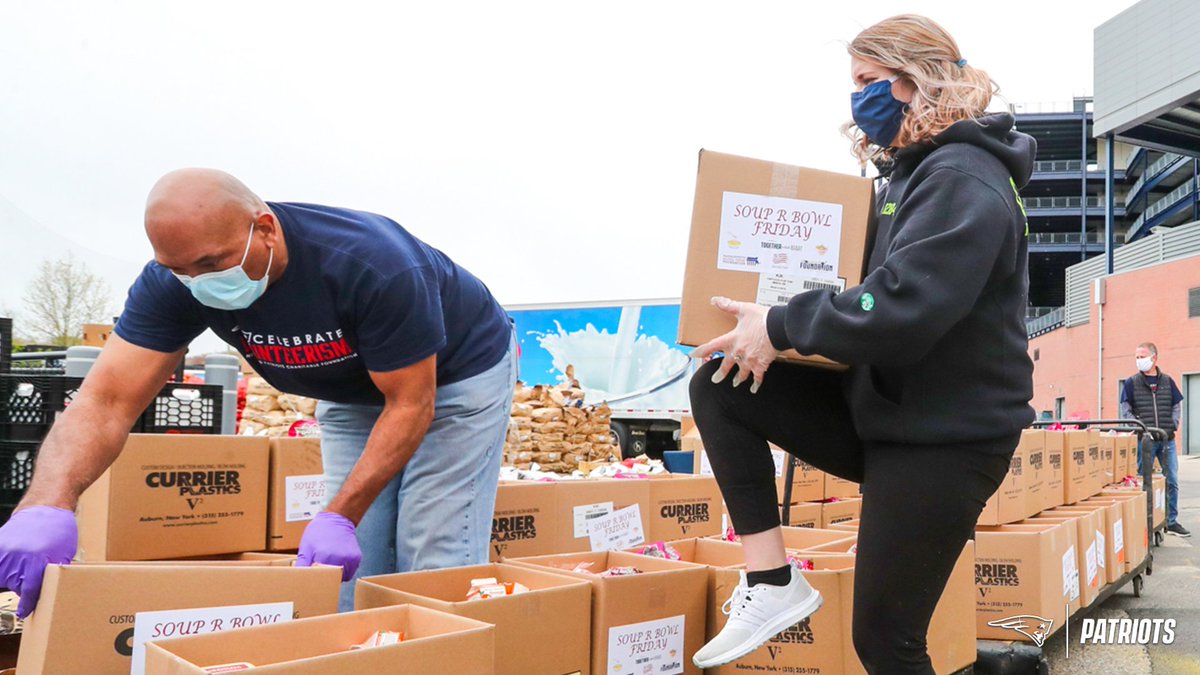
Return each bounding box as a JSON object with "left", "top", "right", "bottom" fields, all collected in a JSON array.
[
  {"left": 1025, "top": 306, "right": 1059, "bottom": 320},
  {"left": 1126, "top": 152, "right": 1186, "bottom": 208},
  {"left": 1024, "top": 196, "right": 1106, "bottom": 209},
  {"left": 1009, "top": 100, "right": 1093, "bottom": 114},
  {"left": 1026, "top": 307, "right": 1066, "bottom": 337},
  {"left": 1128, "top": 180, "right": 1196, "bottom": 234},
  {"left": 1027, "top": 231, "right": 1124, "bottom": 245},
  {"left": 1033, "top": 160, "right": 1084, "bottom": 173}
]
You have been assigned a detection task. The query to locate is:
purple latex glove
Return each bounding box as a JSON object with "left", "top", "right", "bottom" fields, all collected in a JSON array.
[
  {"left": 0, "top": 506, "right": 78, "bottom": 618},
  {"left": 296, "top": 512, "right": 361, "bottom": 582}
]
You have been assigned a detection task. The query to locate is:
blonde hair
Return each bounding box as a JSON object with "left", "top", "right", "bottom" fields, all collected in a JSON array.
[{"left": 843, "top": 14, "right": 999, "bottom": 164}]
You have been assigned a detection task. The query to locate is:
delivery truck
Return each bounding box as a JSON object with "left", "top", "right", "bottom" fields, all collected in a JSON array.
[{"left": 505, "top": 299, "right": 694, "bottom": 459}]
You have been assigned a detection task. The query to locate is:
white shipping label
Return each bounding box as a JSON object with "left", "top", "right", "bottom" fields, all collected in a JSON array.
[
  {"left": 718, "top": 191, "right": 843, "bottom": 280},
  {"left": 699, "top": 450, "right": 714, "bottom": 477},
  {"left": 1156, "top": 487, "right": 1165, "bottom": 511},
  {"left": 284, "top": 474, "right": 326, "bottom": 523},
  {"left": 131, "top": 602, "right": 293, "bottom": 675},
  {"left": 574, "top": 502, "right": 615, "bottom": 538},
  {"left": 1085, "top": 543, "right": 1099, "bottom": 586},
  {"left": 755, "top": 273, "right": 847, "bottom": 307},
  {"left": 1063, "top": 546, "right": 1081, "bottom": 601},
  {"left": 771, "top": 449, "right": 787, "bottom": 478},
  {"left": 1096, "top": 531, "right": 1106, "bottom": 570},
  {"left": 589, "top": 504, "right": 646, "bottom": 552},
  {"left": 607, "top": 615, "right": 686, "bottom": 675},
  {"left": 1114, "top": 519, "right": 1125, "bottom": 553}
]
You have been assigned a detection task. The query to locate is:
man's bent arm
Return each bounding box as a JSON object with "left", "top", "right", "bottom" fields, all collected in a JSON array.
[
  {"left": 19, "top": 334, "right": 183, "bottom": 510},
  {"left": 324, "top": 355, "right": 437, "bottom": 524}
]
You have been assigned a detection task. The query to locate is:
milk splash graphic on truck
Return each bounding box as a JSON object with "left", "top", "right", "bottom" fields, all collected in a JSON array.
[{"left": 507, "top": 302, "right": 693, "bottom": 412}]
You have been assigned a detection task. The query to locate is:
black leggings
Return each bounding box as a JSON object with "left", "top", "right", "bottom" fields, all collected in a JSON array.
[{"left": 690, "top": 358, "right": 1015, "bottom": 674}]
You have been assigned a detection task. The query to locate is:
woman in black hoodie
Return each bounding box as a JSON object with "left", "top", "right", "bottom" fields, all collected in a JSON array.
[{"left": 690, "top": 14, "right": 1036, "bottom": 673}]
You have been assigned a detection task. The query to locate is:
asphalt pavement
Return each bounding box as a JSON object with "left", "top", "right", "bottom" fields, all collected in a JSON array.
[{"left": 1041, "top": 454, "right": 1200, "bottom": 674}]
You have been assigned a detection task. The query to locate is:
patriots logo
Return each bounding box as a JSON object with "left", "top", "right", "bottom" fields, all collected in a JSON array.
[{"left": 987, "top": 615, "right": 1055, "bottom": 647}]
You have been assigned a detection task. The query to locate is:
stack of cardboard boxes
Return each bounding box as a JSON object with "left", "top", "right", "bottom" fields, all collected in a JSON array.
[
  {"left": 972, "top": 428, "right": 1149, "bottom": 644},
  {"left": 16, "top": 433, "right": 346, "bottom": 675}
]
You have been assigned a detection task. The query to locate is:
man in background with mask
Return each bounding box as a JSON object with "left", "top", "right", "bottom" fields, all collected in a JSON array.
[
  {"left": 1120, "top": 342, "right": 1189, "bottom": 538},
  {"left": 0, "top": 168, "right": 518, "bottom": 615}
]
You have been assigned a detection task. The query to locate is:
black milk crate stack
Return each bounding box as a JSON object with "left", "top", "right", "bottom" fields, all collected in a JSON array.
[
  {"left": 139, "top": 382, "right": 223, "bottom": 434},
  {"left": 0, "top": 374, "right": 85, "bottom": 441}
]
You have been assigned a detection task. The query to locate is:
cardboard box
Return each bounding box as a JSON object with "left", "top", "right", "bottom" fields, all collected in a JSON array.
[
  {"left": 1113, "top": 434, "right": 1133, "bottom": 482},
  {"left": 717, "top": 555, "right": 856, "bottom": 675},
  {"left": 507, "top": 551, "right": 707, "bottom": 675},
  {"left": 355, "top": 563, "right": 590, "bottom": 675},
  {"left": 1041, "top": 431, "right": 1066, "bottom": 511},
  {"left": 680, "top": 416, "right": 703, "bottom": 453},
  {"left": 979, "top": 431, "right": 1032, "bottom": 526},
  {"left": 267, "top": 437, "right": 325, "bottom": 552},
  {"left": 1062, "top": 430, "right": 1090, "bottom": 505},
  {"left": 828, "top": 518, "right": 860, "bottom": 532},
  {"left": 975, "top": 521, "right": 1079, "bottom": 641},
  {"left": 77, "top": 435, "right": 270, "bottom": 561},
  {"left": 1086, "top": 429, "right": 1103, "bottom": 498},
  {"left": 552, "top": 479, "right": 651, "bottom": 554},
  {"left": 1050, "top": 502, "right": 1124, "bottom": 585},
  {"left": 820, "top": 498, "right": 862, "bottom": 529},
  {"left": 626, "top": 538, "right": 746, "bottom": 653},
  {"left": 17, "top": 562, "right": 341, "bottom": 675},
  {"left": 1022, "top": 429, "right": 1046, "bottom": 518},
  {"left": 1091, "top": 493, "right": 1149, "bottom": 572},
  {"left": 824, "top": 474, "right": 861, "bottom": 500},
  {"left": 1123, "top": 432, "right": 1132, "bottom": 480},
  {"left": 781, "top": 502, "right": 823, "bottom": 528},
  {"left": 145, "top": 605, "right": 494, "bottom": 675},
  {"left": 652, "top": 540, "right": 973, "bottom": 675},
  {"left": 778, "top": 527, "right": 858, "bottom": 553},
  {"left": 805, "top": 535, "right": 860, "bottom": 555},
  {"left": 82, "top": 323, "right": 114, "bottom": 347},
  {"left": 678, "top": 149, "right": 875, "bottom": 368},
  {"left": 1025, "top": 512, "right": 1104, "bottom": 608},
  {"left": 490, "top": 481, "right": 557, "bottom": 561},
  {"left": 647, "top": 475, "right": 723, "bottom": 541}
]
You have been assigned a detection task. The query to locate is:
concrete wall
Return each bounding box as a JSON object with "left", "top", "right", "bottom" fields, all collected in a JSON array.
[
  {"left": 1094, "top": 0, "right": 1200, "bottom": 137},
  {"left": 1030, "top": 253, "right": 1200, "bottom": 452}
]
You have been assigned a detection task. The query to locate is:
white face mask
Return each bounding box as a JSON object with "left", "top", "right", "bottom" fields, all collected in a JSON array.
[{"left": 1136, "top": 356, "right": 1154, "bottom": 373}]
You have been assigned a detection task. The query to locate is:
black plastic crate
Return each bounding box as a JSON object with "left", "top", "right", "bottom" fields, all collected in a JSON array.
[
  {"left": 0, "top": 318, "right": 11, "bottom": 373},
  {"left": 0, "top": 440, "right": 40, "bottom": 499},
  {"left": 139, "top": 383, "right": 223, "bottom": 434},
  {"left": 0, "top": 375, "right": 84, "bottom": 441}
]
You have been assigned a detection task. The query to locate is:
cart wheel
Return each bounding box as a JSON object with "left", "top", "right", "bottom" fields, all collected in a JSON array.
[
  {"left": 1133, "top": 575, "right": 1143, "bottom": 597},
  {"left": 1155, "top": 531, "right": 1164, "bottom": 546}
]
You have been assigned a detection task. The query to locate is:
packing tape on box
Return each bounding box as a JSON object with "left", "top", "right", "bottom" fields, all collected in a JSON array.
[{"left": 770, "top": 162, "right": 802, "bottom": 197}]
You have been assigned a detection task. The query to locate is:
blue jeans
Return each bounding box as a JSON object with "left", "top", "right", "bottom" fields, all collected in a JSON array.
[
  {"left": 316, "top": 336, "right": 517, "bottom": 611},
  {"left": 1138, "top": 438, "right": 1180, "bottom": 526}
]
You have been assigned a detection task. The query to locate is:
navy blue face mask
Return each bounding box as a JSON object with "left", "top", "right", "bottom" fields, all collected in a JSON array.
[{"left": 850, "top": 76, "right": 907, "bottom": 147}]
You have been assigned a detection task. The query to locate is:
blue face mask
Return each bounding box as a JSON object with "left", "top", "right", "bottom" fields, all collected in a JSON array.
[
  {"left": 172, "top": 221, "right": 273, "bottom": 311},
  {"left": 850, "top": 76, "right": 907, "bottom": 147}
]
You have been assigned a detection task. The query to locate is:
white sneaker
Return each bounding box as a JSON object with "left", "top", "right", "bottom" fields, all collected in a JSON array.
[{"left": 692, "top": 565, "right": 823, "bottom": 669}]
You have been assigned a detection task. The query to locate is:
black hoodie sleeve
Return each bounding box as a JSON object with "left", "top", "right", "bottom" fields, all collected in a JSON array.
[{"left": 765, "top": 166, "right": 1018, "bottom": 366}]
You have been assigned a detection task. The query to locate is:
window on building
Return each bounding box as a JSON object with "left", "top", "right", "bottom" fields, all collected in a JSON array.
[
  {"left": 1055, "top": 397, "right": 1065, "bottom": 420},
  {"left": 1189, "top": 287, "right": 1200, "bottom": 318},
  {"left": 1034, "top": 348, "right": 1040, "bottom": 361}
]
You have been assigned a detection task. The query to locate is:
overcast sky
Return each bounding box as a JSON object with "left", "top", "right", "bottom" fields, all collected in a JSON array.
[{"left": 0, "top": 1, "right": 1139, "bottom": 351}]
